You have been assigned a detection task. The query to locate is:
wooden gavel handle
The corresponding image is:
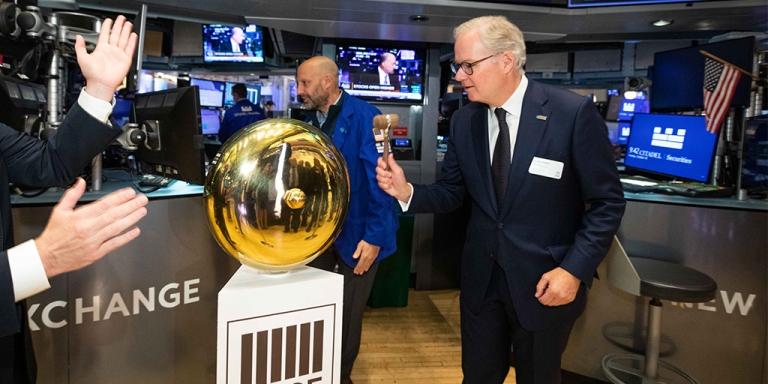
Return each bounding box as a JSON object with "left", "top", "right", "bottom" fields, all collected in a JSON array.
[{"left": 373, "top": 114, "right": 399, "bottom": 171}]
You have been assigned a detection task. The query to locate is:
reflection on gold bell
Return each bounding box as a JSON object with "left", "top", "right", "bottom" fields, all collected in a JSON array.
[
  {"left": 284, "top": 188, "right": 306, "bottom": 210},
  {"left": 203, "top": 118, "right": 350, "bottom": 272}
]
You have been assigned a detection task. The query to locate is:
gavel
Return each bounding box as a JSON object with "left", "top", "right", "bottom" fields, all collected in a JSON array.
[{"left": 373, "top": 114, "right": 399, "bottom": 171}]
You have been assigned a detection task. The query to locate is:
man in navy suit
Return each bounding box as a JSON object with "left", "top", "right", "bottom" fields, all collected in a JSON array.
[
  {"left": 0, "top": 16, "right": 149, "bottom": 383},
  {"left": 298, "top": 56, "right": 398, "bottom": 384},
  {"left": 377, "top": 16, "right": 625, "bottom": 383}
]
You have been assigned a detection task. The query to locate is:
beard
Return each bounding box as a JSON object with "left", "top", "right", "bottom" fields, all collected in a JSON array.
[{"left": 300, "top": 86, "right": 329, "bottom": 111}]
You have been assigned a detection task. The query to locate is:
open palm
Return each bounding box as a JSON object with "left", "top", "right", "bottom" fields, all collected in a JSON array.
[{"left": 75, "top": 15, "right": 137, "bottom": 102}]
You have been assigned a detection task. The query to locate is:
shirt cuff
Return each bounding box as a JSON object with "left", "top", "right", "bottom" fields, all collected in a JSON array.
[
  {"left": 8, "top": 240, "right": 51, "bottom": 302},
  {"left": 398, "top": 183, "right": 414, "bottom": 212},
  {"left": 79, "top": 87, "right": 115, "bottom": 124}
]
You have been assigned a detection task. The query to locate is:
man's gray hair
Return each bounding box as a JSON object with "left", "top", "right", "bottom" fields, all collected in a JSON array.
[{"left": 454, "top": 16, "right": 526, "bottom": 73}]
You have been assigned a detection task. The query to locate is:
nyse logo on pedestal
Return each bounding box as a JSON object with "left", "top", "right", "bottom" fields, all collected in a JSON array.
[{"left": 227, "top": 305, "right": 336, "bottom": 384}]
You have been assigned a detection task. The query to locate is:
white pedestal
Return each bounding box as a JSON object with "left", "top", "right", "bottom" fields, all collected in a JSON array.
[{"left": 217, "top": 266, "right": 343, "bottom": 384}]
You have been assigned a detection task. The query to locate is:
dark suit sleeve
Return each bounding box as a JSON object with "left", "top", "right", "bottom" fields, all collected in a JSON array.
[
  {"left": 559, "top": 98, "right": 626, "bottom": 286},
  {"left": 0, "top": 250, "right": 19, "bottom": 337},
  {"left": 0, "top": 102, "right": 121, "bottom": 337},
  {"left": 0, "top": 103, "right": 122, "bottom": 187},
  {"left": 409, "top": 115, "right": 467, "bottom": 214}
]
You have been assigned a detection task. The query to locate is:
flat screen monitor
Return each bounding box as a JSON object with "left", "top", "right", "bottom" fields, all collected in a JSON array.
[
  {"left": 617, "top": 97, "right": 650, "bottom": 122},
  {"left": 203, "top": 24, "right": 264, "bottom": 63},
  {"left": 201, "top": 107, "right": 221, "bottom": 135},
  {"left": 224, "top": 83, "right": 261, "bottom": 106},
  {"left": 223, "top": 82, "right": 235, "bottom": 106},
  {"left": 336, "top": 44, "right": 426, "bottom": 104},
  {"left": 191, "top": 78, "right": 225, "bottom": 107},
  {"left": 624, "top": 114, "right": 717, "bottom": 183},
  {"left": 133, "top": 86, "right": 206, "bottom": 185},
  {"left": 112, "top": 98, "right": 133, "bottom": 128},
  {"left": 741, "top": 116, "right": 768, "bottom": 188},
  {"left": 246, "top": 84, "right": 260, "bottom": 105},
  {"left": 605, "top": 95, "right": 622, "bottom": 121},
  {"left": 617, "top": 121, "right": 631, "bottom": 145},
  {"left": 651, "top": 37, "right": 754, "bottom": 111}
]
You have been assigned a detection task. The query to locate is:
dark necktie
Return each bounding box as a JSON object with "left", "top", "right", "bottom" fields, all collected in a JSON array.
[{"left": 492, "top": 108, "right": 511, "bottom": 207}]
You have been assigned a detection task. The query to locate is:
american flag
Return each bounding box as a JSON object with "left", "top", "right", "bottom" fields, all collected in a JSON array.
[{"left": 703, "top": 57, "right": 741, "bottom": 134}]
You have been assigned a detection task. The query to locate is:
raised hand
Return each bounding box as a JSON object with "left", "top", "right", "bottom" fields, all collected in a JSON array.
[
  {"left": 35, "top": 178, "right": 148, "bottom": 278},
  {"left": 74, "top": 15, "right": 138, "bottom": 102}
]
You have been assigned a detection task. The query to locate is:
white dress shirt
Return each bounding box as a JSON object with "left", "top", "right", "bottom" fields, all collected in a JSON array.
[
  {"left": 7, "top": 88, "right": 114, "bottom": 302},
  {"left": 399, "top": 75, "right": 529, "bottom": 211},
  {"left": 378, "top": 66, "right": 390, "bottom": 85}
]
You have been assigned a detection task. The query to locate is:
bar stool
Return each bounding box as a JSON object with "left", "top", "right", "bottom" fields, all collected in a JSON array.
[{"left": 601, "top": 238, "right": 717, "bottom": 384}]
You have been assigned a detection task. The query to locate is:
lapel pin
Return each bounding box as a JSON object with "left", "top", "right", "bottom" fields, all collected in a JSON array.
[{"left": 536, "top": 115, "right": 548, "bottom": 121}]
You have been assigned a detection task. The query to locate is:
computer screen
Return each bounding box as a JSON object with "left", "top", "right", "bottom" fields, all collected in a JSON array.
[
  {"left": 202, "top": 24, "right": 264, "bottom": 63},
  {"left": 651, "top": 37, "right": 754, "bottom": 111},
  {"left": 191, "top": 78, "right": 225, "bottom": 107},
  {"left": 246, "top": 84, "right": 260, "bottom": 105},
  {"left": 133, "top": 86, "right": 206, "bottom": 185},
  {"left": 223, "top": 83, "right": 260, "bottom": 106},
  {"left": 201, "top": 107, "right": 221, "bottom": 135},
  {"left": 112, "top": 98, "right": 133, "bottom": 128},
  {"left": 617, "top": 97, "right": 650, "bottom": 122},
  {"left": 336, "top": 44, "right": 426, "bottom": 104},
  {"left": 617, "top": 121, "right": 631, "bottom": 145},
  {"left": 742, "top": 116, "right": 768, "bottom": 188},
  {"left": 624, "top": 114, "right": 717, "bottom": 183}
]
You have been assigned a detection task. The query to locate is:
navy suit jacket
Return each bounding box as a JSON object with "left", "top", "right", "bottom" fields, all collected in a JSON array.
[
  {"left": 314, "top": 93, "right": 399, "bottom": 268},
  {"left": 0, "top": 103, "right": 122, "bottom": 382},
  {"left": 409, "top": 79, "right": 625, "bottom": 331}
]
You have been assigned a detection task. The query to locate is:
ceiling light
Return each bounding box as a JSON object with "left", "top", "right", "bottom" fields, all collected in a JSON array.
[
  {"left": 652, "top": 20, "right": 673, "bottom": 27},
  {"left": 409, "top": 15, "right": 429, "bottom": 22}
]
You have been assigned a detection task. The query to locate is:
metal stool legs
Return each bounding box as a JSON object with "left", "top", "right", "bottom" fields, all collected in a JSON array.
[{"left": 602, "top": 299, "right": 701, "bottom": 384}]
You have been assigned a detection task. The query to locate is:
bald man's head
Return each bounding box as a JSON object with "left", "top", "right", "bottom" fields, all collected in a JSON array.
[{"left": 297, "top": 56, "right": 341, "bottom": 112}]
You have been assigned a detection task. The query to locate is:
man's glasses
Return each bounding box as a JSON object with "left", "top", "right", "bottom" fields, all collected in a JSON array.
[{"left": 450, "top": 53, "right": 499, "bottom": 76}]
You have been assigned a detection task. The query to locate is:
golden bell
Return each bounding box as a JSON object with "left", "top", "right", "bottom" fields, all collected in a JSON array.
[
  {"left": 204, "top": 118, "right": 350, "bottom": 272},
  {"left": 284, "top": 188, "right": 307, "bottom": 210}
]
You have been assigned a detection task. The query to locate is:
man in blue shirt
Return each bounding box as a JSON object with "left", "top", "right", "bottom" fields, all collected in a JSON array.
[{"left": 218, "top": 83, "right": 265, "bottom": 143}]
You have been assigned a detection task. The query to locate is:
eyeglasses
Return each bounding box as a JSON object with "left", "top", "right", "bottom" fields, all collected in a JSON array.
[{"left": 451, "top": 53, "right": 499, "bottom": 76}]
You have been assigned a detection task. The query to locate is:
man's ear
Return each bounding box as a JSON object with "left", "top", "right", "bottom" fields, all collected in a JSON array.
[{"left": 501, "top": 51, "right": 516, "bottom": 74}]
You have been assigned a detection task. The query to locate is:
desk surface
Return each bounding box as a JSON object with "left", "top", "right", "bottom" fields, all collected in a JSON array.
[
  {"left": 11, "top": 170, "right": 768, "bottom": 211},
  {"left": 625, "top": 191, "right": 767, "bottom": 211}
]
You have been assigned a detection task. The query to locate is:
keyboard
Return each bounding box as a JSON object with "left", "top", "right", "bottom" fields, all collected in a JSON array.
[
  {"left": 621, "top": 178, "right": 659, "bottom": 193},
  {"left": 654, "top": 182, "right": 733, "bottom": 198},
  {"left": 139, "top": 174, "right": 173, "bottom": 188},
  {"left": 621, "top": 178, "right": 733, "bottom": 198}
]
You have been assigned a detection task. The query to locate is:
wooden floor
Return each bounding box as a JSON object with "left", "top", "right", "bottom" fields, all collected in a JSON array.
[{"left": 350, "top": 289, "right": 517, "bottom": 384}]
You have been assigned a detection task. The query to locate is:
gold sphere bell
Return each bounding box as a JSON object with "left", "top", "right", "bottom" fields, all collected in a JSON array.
[{"left": 204, "top": 118, "right": 350, "bottom": 271}]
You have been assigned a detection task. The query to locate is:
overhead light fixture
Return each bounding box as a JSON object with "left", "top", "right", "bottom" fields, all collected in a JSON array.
[
  {"left": 652, "top": 20, "right": 673, "bottom": 27},
  {"left": 250, "top": 73, "right": 256, "bottom": 76},
  {"left": 410, "top": 15, "right": 429, "bottom": 22}
]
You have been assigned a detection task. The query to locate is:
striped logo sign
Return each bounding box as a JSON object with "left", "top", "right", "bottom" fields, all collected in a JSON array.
[{"left": 226, "top": 304, "right": 336, "bottom": 384}]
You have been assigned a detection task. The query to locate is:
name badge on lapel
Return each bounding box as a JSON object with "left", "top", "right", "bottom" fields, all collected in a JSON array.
[{"left": 529, "top": 157, "right": 563, "bottom": 180}]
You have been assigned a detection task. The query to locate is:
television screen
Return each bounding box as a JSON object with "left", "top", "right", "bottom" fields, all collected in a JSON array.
[
  {"left": 191, "top": 78, "right": 225, "bottom": 107},
  {"left": 651, "top": 37, "right": 754, "bottom": 111},
  {"left": 625, "top": 114, "right": 717, "bottom": 183},
  {"left": 223, "top": 83, "right": 261, "bottom": 106},
  {"left": 569, "top": 0, "right": 703, "bottom": 6},
  {"left": 337, "top": 44, "right": 426, "bottom": 103},
  {"left": 201, "top": 107, "right": 221, "bottom": 135},
  {"left": 203, "top": 24, "right": 264, "bottom": 63}
]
